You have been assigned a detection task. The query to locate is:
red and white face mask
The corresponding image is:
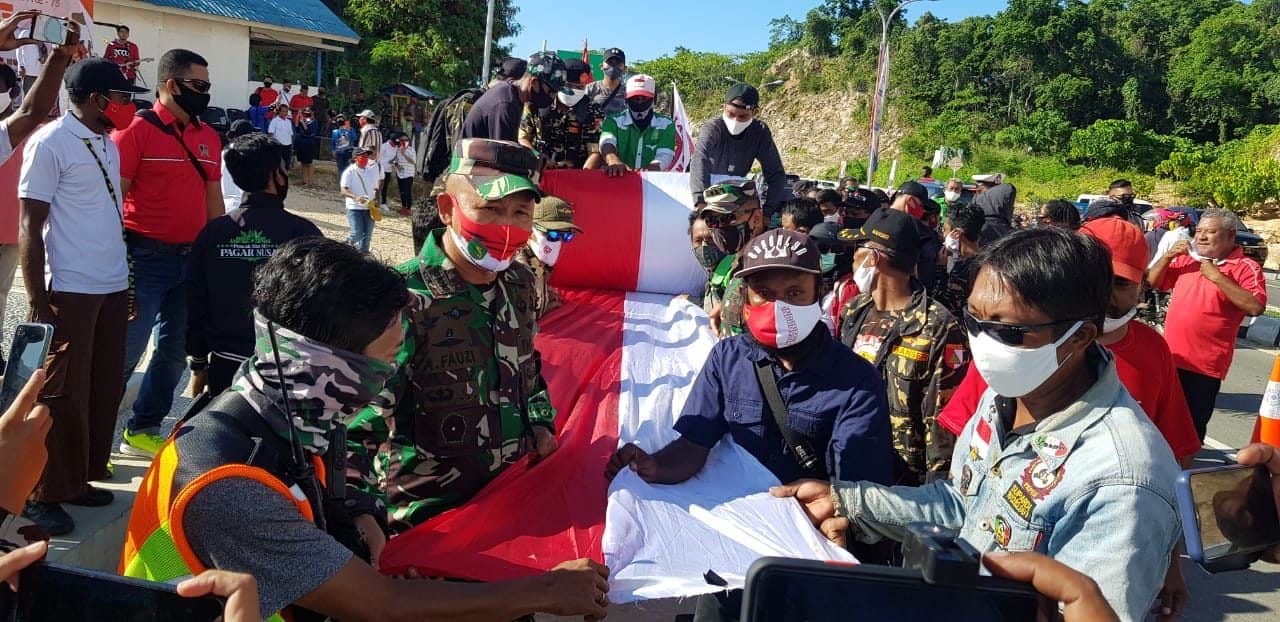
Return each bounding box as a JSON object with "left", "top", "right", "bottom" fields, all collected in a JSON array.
[{"left": 743, "top": 300, "right": 822, "bottom": 349}]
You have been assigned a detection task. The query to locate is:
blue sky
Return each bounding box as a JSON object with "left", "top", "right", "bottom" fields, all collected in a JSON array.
[{"left": 504, "top": 0, "right": 1009, "bottom": 62}]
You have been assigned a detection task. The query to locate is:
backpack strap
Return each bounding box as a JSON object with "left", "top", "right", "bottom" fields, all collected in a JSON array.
[
  {"left": 753, "top": 359, "right": 827, "bottom": 478},
  {"left": 137, "top": 109, "right": 210, "bottom": 183}
]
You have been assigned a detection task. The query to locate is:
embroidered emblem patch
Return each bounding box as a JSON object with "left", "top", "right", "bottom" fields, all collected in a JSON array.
[
  {"left": 1021, "top": 458, "right": 1064, "bottom": 501},
  {"left": 1004, "top": 481, "right": 1034, "bottom": 521}
]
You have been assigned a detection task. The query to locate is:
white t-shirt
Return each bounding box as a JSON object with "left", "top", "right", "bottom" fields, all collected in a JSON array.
[
  {"left": 14, "top": 39, "right": 43, "bottom": 78},
  {"left": 220, "top": 150, "right": 245, "bottom": 212},
  {"left": 340, "top": 163, "right": 381, "bottom": 211},
  {"left": 1148, "top": 227, "right": 1193, "bottom": 269},
  {"left": 269, "top": 116, "right": 294, "bottom": 146},
  {"left": 391, "top": 145, "right": 417, "bottom": 179},
  {"left": 18, "top": 112, "right": 128, "bottom": 294},
  {"left": 378, "top": 141, "right": 395, "bottom": 175},
  {"left": 280, "top": 90, "right": 294, "bottom": 106}
]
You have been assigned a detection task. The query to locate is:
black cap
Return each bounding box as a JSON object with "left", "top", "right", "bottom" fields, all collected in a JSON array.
[
  {"left": 807, "top": 222, "right": 854, "bottom": 248},
  {"left": 725, "top": 83, "right": 760, "bottom": 109},
  {"left": 65, "top": 57, "right": 148, "bottom": 95},
  {"left": 604, "top": 47, "right": 626, "bottom": 63},
  {"left": 498, "top": 57, "right": 528, "bottom": 80},
  {"left": 563, "top": 58, "right": 591, "bottom": 83},
  {"left": 895, "top": 180, "right": 932, "bottom": 207},
  {"left": 227, "top": 119, "right": 255, "bottom": 139},
  {"left": 735, "top": 229, "right": 821, "bottom": 279},
  {"left": 852, "top": 208, "right": 922, "bottom": 261}
]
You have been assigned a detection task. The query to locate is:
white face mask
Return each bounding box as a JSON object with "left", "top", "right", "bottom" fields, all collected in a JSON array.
[
  {"left": 944, "top": 234, "right": 961, "bottom": 253},
  {"left": 970, "top": 321, "right": 1083, "bottom": 398},
  {"left": 529, "top": 229, "right": 564, "bottom": 266},
  {"left": 944, "top": 190, "right": 961, "bottom": 202},
  {"left": 823, "top": 213, "right": 841, "bottom": 224},
  {"left": 1189, "top": 249, "right": 1226, "bottom": 265},
  {"left": 1102, "top": 307, "right": 1137, "bottom": 333},
  {"left": 447, "top": 222, "right": 512, "bottom": 272},
  {"left": 852, "top": 253, "right": 878, "bottom": 292},
  {"left": 558, "top": 88, "right": 587, "bottom": 107},
  {"left": 722, "top": 113, "right": 751, "bottom": 136}
]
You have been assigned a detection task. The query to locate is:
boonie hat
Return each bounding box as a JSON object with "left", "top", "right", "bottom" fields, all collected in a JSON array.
[
  {"left": 533, "top": 195, "right": 583, "bottom": 233},
  {"left": 447, "top": 138, "right": 544, "bottom": 200},
  {"left": 700, "top": 179, "right": 758, "bottom": 214},
  {"left": 527, "top": 52, "right": 569, "bottom": 93},
  {"left": 725, "top": 83, "right": 760, "bottom": 109},
  {"left": 626, "top": 74, "right": 656, "bottom": 99},
  {"left": 735, "top": 229, "right": 821, "bottom": 279},
  {"left": 1080, "top": 217, "right": 1149, "bottom": 284},
  {"left": 65, "top": 57, "right": 149, "bottom": 94}
]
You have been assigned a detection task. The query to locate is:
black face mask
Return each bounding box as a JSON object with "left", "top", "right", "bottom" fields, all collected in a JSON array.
[
  {"left": 627, "top": 98, "right": 653, "bottom": 128},
  {"left": 174, "top": 81, "right": 210, "bottom": 118},
  {"left": 710, "top": 222, "right": 749, "bottom": 254},
  {"left": 275, "top": 168, "right": 289, "bottom": 201},
  {"left": 693, "top": 243, "right": 727, "bottom": 272}
]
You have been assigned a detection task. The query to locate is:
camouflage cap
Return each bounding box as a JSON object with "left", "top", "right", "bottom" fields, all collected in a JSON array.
[
  {"left": 527, "top": 51, "right": 569, "bottom": 93},
  {"left": 699, "top": 178, "right": 759, "bottom": 214},
  {"left": 447, "top": 138, "right": 544, "bottom": 200},
  {"left": 533, "top": 195, "right": 583, "bottom": 232}
]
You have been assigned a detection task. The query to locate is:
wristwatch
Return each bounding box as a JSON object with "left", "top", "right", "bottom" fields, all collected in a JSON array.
[{"left": 187, "top": 355, "right": 208, "bottom": 372}]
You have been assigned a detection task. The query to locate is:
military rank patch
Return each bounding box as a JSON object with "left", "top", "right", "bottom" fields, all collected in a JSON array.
[
  {"left": 1004, "top": 481, "right": 1034, "bottom": 521},
  {"left": 891, "top": 345, "right": 928, "bottom": 362}
]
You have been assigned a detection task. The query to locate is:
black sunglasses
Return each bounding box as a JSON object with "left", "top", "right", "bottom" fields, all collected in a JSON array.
[
  {"left": 702, "top": 207, "right": 755, "bottom": 229},
  {"left": 961, "top": 305, "right": 1080, "bottom": 347},
  {"left": 177, "top": 78, "right": 212, "bottom": 94}
]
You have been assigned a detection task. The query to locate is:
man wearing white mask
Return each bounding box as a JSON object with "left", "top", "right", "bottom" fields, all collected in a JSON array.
[
  {"left": 839, "top": 208, "right": 967, "bottom": 486},
  {"left": 607, "top": 228, "right": 894, "bottom": 489},
  {"left": 776, "top": 227, "right": 1183, "bottom": 622},
  {"left": 519, "top": 58, "right": 597, "bottom": 169},
  {"left": 690, "top": 82, "right": 788, "bottom": 215},
  {"left": 515, "top": 195, "right": 582, "bottom": 318}
]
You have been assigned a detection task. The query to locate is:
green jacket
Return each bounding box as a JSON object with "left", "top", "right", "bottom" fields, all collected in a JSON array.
[
  {"left": 347, "top": 228, "right": 555, "bottom": 531},
  {"left": 600, "top": 111, "right": 677, "bottom": 170}
]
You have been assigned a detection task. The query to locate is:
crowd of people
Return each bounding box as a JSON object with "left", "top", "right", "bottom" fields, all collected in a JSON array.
[{"left": 0, "top": 19, "right": 1275, "bottom": 622}]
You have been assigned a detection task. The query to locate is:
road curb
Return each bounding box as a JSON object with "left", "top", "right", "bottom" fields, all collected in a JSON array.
[{"left": 1245, "top": 315, "right": 1280, "bottom": 347}]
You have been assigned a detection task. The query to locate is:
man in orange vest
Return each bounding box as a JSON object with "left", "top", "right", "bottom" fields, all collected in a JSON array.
[{"left": 120, "top": 237, "right": 609, "bottom": 621}]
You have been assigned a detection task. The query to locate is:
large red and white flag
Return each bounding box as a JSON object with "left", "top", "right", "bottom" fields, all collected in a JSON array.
[
  {"left": 379, "top": 171, "right": 854, "bottom": 603},
  {"left": 669, "top": 85, "right": 694, "bottom": 172}
]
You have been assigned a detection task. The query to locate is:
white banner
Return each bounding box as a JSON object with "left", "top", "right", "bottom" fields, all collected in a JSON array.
[{"left": 668, "top": 84, "right": 693, "bottom": 172}]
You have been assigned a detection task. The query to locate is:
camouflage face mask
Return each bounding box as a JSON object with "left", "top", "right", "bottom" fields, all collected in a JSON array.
[{"left": 230, "top": 312, "right": 397, "bottom": 455}]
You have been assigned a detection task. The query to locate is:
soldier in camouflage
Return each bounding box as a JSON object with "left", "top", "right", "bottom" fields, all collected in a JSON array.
[
  {"left": 693, "top": 179, "right": 766, "bottom": 338},
  {"left": 839, "top": 208, "right": 966, "bottom": 485},
  {"left": 518, "top": 58, "right": 601, "bottom": 169},
  {"left": 348, "top": 138, "right": 558, "bottom": 532},
  {"left": 515, "top": 195, "right": 583, "bottom": 319}
]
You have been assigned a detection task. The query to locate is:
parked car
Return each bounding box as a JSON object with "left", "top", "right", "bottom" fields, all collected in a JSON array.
[
  {"left": 1142, "top": 207, "right": 1269, "bottom": 266},
  {"left": 199, "top": 106, "right": 229, "bottom": 142}
]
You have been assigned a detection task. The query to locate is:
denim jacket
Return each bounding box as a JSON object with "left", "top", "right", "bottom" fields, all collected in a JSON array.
[{"left": 833, "top": 347, "right": 1181, "bottom": 621}]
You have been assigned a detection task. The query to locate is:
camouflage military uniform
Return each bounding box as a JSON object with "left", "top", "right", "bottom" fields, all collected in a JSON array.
[
  {"left": 839, "top": 286, "right": 967, "bottom": 485},
  {"left": 347, "top": 228, "right": 554, "bottom": 532},
  {"left": 518, "top": 101, "right": 601, "bottom": 169},
  {"left": 514, "top": 245, "right": 560, "bottom": 319}
]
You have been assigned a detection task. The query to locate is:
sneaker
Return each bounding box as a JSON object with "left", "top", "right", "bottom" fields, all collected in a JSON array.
[
  {"left": 119, "top": 429, "right": 165, "bottom": 458},
  {"left": 66, "top": 486, "right": 113, "bottom": 507},
  {"left": 92, "top": 460, "right": 114, "bottom": 482},
  {"left": 23, "top": 501, "right": 74, "bottom": 536}
]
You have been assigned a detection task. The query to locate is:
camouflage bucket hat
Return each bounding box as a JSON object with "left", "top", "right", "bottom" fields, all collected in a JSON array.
[
  {"left": 527, "top": 51, "right": 569, "bottom": 93},
  {"left": 533, "top": 195, "right": 583, "bottom": 232},
  {"left": 701, "top": 178, "right": 759, "bottom": 214},
  {"left": 448, "top": 138, "right": 544, "bottom": 200}
]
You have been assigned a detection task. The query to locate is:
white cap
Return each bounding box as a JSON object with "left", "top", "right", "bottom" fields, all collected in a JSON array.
[
  {"left": 626, "top": 74, "right": 656, "bottom": 99},
  {"left": 356, "top": 109, "right": 377, "bottom": 120},
  {"left": 972, "top": 173, "right": 1003, "bottom": 184}
]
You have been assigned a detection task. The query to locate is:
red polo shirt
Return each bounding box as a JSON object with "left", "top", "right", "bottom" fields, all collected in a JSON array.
[
  {"left": 289, "top": 94, "right": 314, "bottom": 113},
  {"left": 257, "top": 87, "right": 279, "bottom": 108},
  {"left": 114, "top": 101, "right": 222, "bottom": 244},
  {"left": 1158, "top": 247, "right": 1266, "bottom": 379},
  {"left": 938, "top": 321, "right": 1202, "bottom": 462}
]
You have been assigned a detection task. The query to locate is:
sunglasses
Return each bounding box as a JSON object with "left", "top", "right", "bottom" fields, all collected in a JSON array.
[
  {"left": 961, "top": 305, "right": 1079, "bottom": 347},
  {"left": 702, "top": 207, "right": 756, "bottom": 229},
  {"left": 541, "top": 229, "right": 575, "bottom": 242},
  {"left": 177, "top": 78, "right": 212, "bottom": 93}
]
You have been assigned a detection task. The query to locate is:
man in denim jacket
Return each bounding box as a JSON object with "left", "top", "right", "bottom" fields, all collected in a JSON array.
[{"left": 775, "top": 228, "right": 1181, "bottom": 621}]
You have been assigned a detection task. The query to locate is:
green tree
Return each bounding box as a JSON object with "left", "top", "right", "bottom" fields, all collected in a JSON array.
[{"left": 768, "top": 16, "right": 804, "bottom": 48}]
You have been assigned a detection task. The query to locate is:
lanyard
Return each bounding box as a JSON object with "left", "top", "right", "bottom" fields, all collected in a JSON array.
[{"left": 79, "top": 137, "right": 123, "bottom": 223}]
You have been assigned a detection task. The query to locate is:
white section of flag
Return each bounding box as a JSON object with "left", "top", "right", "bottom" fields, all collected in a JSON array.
[
  {"left": 637, "top": 172, "right": 709, "bottom": 297},
  {"left": 603, "top": 294, "right": 857, "bottom": 604},
  {"left": 669, "top": 85, "right": 694, "bottom": 172}
]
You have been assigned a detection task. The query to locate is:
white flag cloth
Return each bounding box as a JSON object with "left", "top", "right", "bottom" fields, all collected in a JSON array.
[{"left": 669, "top": 85, "right": 694, "bottom": 172}]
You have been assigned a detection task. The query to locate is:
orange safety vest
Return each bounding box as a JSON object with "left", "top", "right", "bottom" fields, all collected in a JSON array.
[{"left": 119, "top": 397, "right": 326, "bottom": 621}]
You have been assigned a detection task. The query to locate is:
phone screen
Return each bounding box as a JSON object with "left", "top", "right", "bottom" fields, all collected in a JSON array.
[
  {"left": 1188, "top": 465, "right": 1280, "bottom": 561},
  {"left": 0, "top": 324, "right": 51, "bottom": 412},
  {"left": 28, "top": 15, "right": 70, "bottom": 46},
  {"left": 744, "top": 561, "right": 1038, "bottom": 621},
  {"left": 1, "top": 562, "right": 222, "bottom": 622}
]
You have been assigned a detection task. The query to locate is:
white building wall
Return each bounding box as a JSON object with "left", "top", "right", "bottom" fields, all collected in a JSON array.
[{"left": 90, "top": 4, "right": 250, "bottom": 110}]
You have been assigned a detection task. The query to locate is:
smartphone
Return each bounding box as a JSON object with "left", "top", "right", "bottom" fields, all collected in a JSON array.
[
  {"left": 0, "top": 324, "right": 52, "bottom": 413},
  {"left": 26, "top": 15, "right": 72, "bottom": 46},
  {"left": 1176, "top": 463, "right": 1280, "bottom": 572},
  {"left": 741, "top": 557, "right": 1041, "bottom": 621},
  {"left": 0, "top": 561, "right": 223, "bottom": 621}
]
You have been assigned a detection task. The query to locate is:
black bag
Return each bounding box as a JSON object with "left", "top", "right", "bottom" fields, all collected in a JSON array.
[{"left": 421, "top": 87, "right": 484, "bottom": 182}]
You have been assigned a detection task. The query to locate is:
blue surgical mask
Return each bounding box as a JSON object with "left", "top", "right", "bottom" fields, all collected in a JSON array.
[{"left": 604, "top": 66, "right": 625, "bottom": 81}]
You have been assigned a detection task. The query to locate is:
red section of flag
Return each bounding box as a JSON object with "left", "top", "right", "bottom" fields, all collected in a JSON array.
[
  {"left": 380, "top": 289, "right": 627, "bottom": 580},
  {"left": 543, "top": 169, "right": 643, "bottom": 292},
  {"left": 581, "top": 39, "right": 594, "bottom": 85}
]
